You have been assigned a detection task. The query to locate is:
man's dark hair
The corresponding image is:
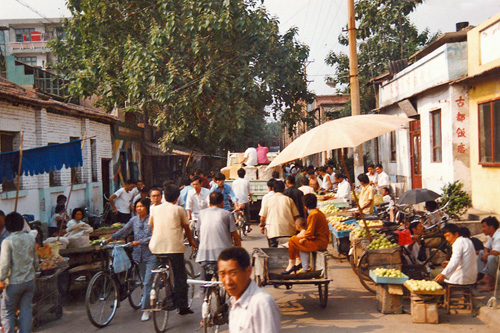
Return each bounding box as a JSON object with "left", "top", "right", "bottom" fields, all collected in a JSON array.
[
  {"left": 126, "top": 179, "right": 137, "bottom": 185},
  {"left": 367, "top": 164, "right": 375, "bottom": 169},
  {"left": 482, "top": 216, "right": 499, "bottom": 230},
  {"left": 301, "top": 177, "right": 309, "bottom": 186},
  {"left": 71, "top": 208, "right": 85, "bottom": 219},
  {"left": 335, "top": 173, "right": 344, "bottom": 180},
  {"left": 0, "top": 210, "right": 5, "bottom": 217},
  {"left": 55, "top": 204, "right": 66, "bottom": 214},
  {"left": 307, "top": 169, "right": 315, "bottom": 176},
  {"left": 135, "top": 197, "right": 151, "bottom": 214},
  {"left": 258, "top": 140, "right": 265, "bottom": 146},
  {"left": 302, "top": 193, "right": 317, "bottom": 209},
  {"left": 318, "top": 166, "right": 326, "bottom": 173},
  {"left": 381, "top": 186, "right": 391, "bottom": 195},
  {"left": 56, "top": 194, "right": 67, "bottom": 204},
  {"left": 218, "top": 246, "right": 250, "bottom": 270},
  {"left": 209, "top": 192, "right": 224, "bottom": 206},
  {"left": 140, "top": 187, "right": 149, "bottom": 194},
  {"left": 214, "top": 172, "right": 226, "bottom": 181},
  {"left": 286, "top": 175, "right": 295, "bottom": 185},
  {"left": 5, "top": 212, "right": 24, "bottom": 232},
  {"left": 267, "top": 178, "right": 276, "bottom": 190},
  {"left": 375, "top": 164, "right": 383, "bottom": 169},
  {"left": 150, "top": 187, "right": 162, "bottom": 195},
  {"left": 458, "top": 227, "right": 471, "bottom": 238},
  {"left": 425, "top": 201, "right": 438, "bottom": 212},
  {"left": 163, "top": 184, "right": 180, "bottom": 203},
  {"left": 409, "top": 221, "right": 421, "bottom": 235},
  {"left": 273, "top": 180, "right": 285, "bottom": 193},
  {"left": 272, "top": 171, "right": 280, "bottom": 179},
  {"left": 442, "top": 223, "right": 460, "bottom": 235},
  {"left": 357, "top": 173, "right": 369, "bottom": 184},
  {"left": 237, "top": 168, "right": 246, "bottom": 178},
  {"left": 191, "top": 176, "right": 202, "bottom": 184}
]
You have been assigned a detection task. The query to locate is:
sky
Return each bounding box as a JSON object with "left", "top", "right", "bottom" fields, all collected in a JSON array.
[{"left": 1, "top": 0, "right": 499, "bottom": 95}]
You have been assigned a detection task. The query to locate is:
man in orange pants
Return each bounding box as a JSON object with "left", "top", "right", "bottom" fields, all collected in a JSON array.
[{"left": 283, "top": 193, "right": 329, "bottom": 274}]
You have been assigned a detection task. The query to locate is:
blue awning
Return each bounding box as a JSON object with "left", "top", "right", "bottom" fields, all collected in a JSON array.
[{"left": 0, "top": 140, "right": 83, "bottom": 181}]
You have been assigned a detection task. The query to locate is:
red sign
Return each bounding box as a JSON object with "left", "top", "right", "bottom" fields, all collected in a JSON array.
[
  {"left": 457, "top": 143, "right": 466, "bottom": 154},
  {"left": 455, "top": 96, "right": 465, "bottom": 107},
  {"left": 456, "top": 128, "right": 466, "bottom": 138},
  {"left": 456, "top": 112, "right": 466, "bottom": 122}
]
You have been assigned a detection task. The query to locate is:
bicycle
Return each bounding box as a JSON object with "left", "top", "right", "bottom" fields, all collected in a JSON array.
[
  {"left": 150, "top": 257, "right": 198, "bottom": 333},
  {"left": 200, "top": 263, "right": 228, "bottom": 333},
  {"left": 85, "top": 242, "right": 144, "bottom": 328},
  {"left": 231, "top": 209, "right": 250, "bottom": 238}
]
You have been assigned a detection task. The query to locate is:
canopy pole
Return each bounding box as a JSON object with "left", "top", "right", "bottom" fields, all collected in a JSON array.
[
  {"left": 340, "top": 153, "right": 372, "bottom": 242},
  {"left": 58, "top": 133, "right": 87, "bottom": 240},
  {"left": 14, "top": 132, "right": 24, "bottom": 212}
]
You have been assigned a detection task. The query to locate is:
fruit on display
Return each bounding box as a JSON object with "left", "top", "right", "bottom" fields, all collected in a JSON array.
[
  {"left": 406, "top": 279, "right": 443, "bottom": 292},
  {"left": 89, "top": 237, "right": 107, "bottom": 246},
  {"left": 39, "top": 255, "right": 64, "bottom": 271},
  {"left": 356, "top": 219, "right": 384, "bottom": 227},
  {"left": 97, "top": 223, "right": 124, "bottom": 230},
  {"left": 373, "top": 268, "right": 404, "bottom": 278},
  {"left": 352, "top": 227, "right": 380, "bottom": 239},
  {"left": 367, "top": 236, "right": 398, "bottom": 249},
  {"left": 331, "top": 221, "right": 356, "bottom": 231},
  {"left": 318, "top": 203, "right": 340, "bottom": 215},
  {"left": 327, "top": 216, "right": 348, "bottom": 223}
]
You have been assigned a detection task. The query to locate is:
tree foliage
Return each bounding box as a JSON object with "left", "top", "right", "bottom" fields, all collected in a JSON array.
[
  {"left": 52, "top": 0, "right": 313, "bottom": 153},
  {"left": 325, "top": 0, "right": 438, "bottom": 114}
]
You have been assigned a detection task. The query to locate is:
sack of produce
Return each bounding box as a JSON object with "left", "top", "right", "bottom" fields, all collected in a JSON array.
[
  {"left": 112, "top": 246, "right": 131, "bottom": 273},
  {"left": 66, "top": 223, "right": 94, "bottom": 248}
]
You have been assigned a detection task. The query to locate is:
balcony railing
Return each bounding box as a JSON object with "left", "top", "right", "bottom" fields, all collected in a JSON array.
[{"left": 10, "top": 41, "right": 49, "bottom": 52}]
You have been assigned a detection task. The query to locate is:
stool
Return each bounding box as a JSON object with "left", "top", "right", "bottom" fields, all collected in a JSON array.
[{"left": 444, "top": 284, "right": 474, "bottom": 314}]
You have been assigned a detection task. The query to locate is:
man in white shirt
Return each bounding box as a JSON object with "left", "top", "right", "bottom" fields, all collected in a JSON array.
[
  {"left": 334, "top": 173, "right": 351, "bottom": 203},
  {"left": 218, "top": 247, "right": 280, "bottom": 333},
  {"left": 149, "top": 188, "right": 163, "bottom": 207},
  {"left": 435, "top": 224, "right": 477, "bottom": 285},
  {"left": 375, "top": 164, "right": 391, "bottom": 191},
  {"left": 477, "top": 216, "right": 500, "bottom": 291},
  {"left": 186, "top": 176, "right": 210, "bottom": 221},
  {"left": 109, "top": 179, "right": 137, "bottom": 223},
  {"left": 261, "top": 179, "right": 276, "bottom": 206},
  {"left": 366, "top": 164, "right": 378, "bottom": 186},
  {"left": 298, "top": 177, "right": 315, "bottom": 195},
  {"left": 318, "top": 166, "right": 333, "bottom": 192},
  {"left": 232, "top": 168, "right": 252, "bottom": 226},
  {"left": 242, "top": 146, "right": 258, "bottom": 167}
]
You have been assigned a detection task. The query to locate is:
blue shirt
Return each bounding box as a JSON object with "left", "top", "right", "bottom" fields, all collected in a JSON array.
[
  {"left": 210, "top": 183, "right": 238, "bottom": 211},
  {"left": 179, "top": 185, "right": 193, "bottom": 208},
  {"left": 111, "top": 215, "right": 154, "bottom": 263}
]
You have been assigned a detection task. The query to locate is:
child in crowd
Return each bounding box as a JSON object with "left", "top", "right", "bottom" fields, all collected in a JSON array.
[
  {"left": 49, "top": 204, "right": 68, "bottom": 236},
  {"left": 295, "top": 218, "right": 307, "bottom": 245}
]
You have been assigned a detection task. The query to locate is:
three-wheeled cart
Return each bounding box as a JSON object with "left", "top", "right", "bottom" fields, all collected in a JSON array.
[{"left": 252, "top": 247, "right": 331, "bottom": 308}]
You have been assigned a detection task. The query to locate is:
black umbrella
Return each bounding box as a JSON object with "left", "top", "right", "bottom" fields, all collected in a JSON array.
[{"left": 398, "top": 188, "right": 440, "bottom": 205}]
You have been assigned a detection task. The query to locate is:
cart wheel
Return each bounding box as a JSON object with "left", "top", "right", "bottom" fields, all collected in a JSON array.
[
  {"left": 285, "top": 285, "right": 292, "bottom": 290},
  {"left": 57, "top": 270, "right": 71, "bottom": 295},
  {"left": 357, "top": 253, "right": 376, "bottom": 294},
  {"left": 318, "top": 282, "right": 329, "bottom": 308},
  {"left": 348, "top": 254, "right": 357, "bottom": 273},
  {"left": 54, "top": 305, "right": 63, "bottom": 320}
]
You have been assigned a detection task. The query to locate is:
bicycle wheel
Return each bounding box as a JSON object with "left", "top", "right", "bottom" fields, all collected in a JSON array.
[
  {"left": 152, "top": 273, "right": 170, "bottom": 333},
  {"left": 357, "top": 253, "right": 376, "bottom": 294},
  {"left": 85, "top": 271, "right": 119, "bottom": 328},
  {"left": 203, "top": 289, "right": 221, "bottom": 333},
  {"left": 128, "top": 262, "right": 144, "bottom": 310},
  {"left": 185, "top": 260, "right": 196, "bottom": 308}
]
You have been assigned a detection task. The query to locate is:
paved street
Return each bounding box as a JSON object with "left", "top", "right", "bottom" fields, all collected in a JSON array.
[{"left": 38, "top": 229, "right": 495, "bottom": 333}]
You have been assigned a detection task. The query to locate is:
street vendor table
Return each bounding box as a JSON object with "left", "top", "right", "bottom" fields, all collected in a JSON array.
[{"left": 404, "top": 280, "right": 445, "bottom": 324}]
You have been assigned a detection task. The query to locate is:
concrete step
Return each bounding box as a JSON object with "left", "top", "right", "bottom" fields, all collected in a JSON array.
[
  {"left": 450, "top": 220, "right": 484, "bottom": 236},
  {"left": 466, "top": 207, "right": 500, "bottom": 221}
]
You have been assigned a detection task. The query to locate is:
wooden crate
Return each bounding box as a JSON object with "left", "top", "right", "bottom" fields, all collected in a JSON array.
[
  {"left": 376, "top": 284, "right": 403, "bottom": 314},
  {"left": 366, "top": 247, "right": 402, "bottom": 270}
]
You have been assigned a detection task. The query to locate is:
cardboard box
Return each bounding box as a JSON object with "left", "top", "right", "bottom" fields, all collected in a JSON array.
[
  {"left": 376, "top": 284, "right": 403, "bottom": 314},
  {"left": 411, "top": 301, "right": 439, "bottom": 324},
  {"left": 244, "top": 166, "right": 258, "bottom": 180}
]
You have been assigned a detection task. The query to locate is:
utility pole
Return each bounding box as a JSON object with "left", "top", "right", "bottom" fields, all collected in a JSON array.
[{"left": 347, "top": 0, "right": 364, "bottom": 180}]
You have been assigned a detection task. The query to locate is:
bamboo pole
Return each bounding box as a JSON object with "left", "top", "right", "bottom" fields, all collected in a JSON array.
[
  {"left": 340, "top": 153, "right": 372, "bottom": 242},
  {"left": 14, "top": 132, "right": 24, "bottom": 212},
  {"left": 58, "top": 133, "right": 87, "bottom": 239}
]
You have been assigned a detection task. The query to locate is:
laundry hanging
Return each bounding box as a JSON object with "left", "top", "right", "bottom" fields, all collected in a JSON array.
[{"left": 0, "top": 140, "right": 83, "bottom": 181}]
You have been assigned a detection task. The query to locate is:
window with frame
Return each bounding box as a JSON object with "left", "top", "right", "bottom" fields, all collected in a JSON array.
[
  {"left": 479, "top": 99, "right": 500, "bottom": 164},
  {"left": 15, "top": 56, "right": 37, "bottom": 67},
  {"left": 431, "top": 110, "right": 442, "bottom": 162},
  {"left": 15, "top": 28, "right": 34, "bottom": 42},
  {"left": 390, "top": 131, "right": 397, "bottom": 162},
  {"left": 1, "top": 133, "right": 18, "bottom": 192}
]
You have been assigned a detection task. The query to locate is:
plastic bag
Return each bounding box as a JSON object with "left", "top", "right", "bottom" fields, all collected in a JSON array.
[
  {"left": 396, "top": 229, "right": 413, "bottom": 246},
  {"left": 65, "top": 223, "right": 94, "bottom": 248},
  {"left": 112, "top": 246, "right": 131, "bottom": 274}
]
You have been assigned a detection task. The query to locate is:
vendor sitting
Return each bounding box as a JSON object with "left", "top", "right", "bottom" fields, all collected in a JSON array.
[
  {"left": 404, "top": 221, "right": 428, "bottom": 266},
  {"left": 434, "top": 224, "right": 477, "bottom": 285},
  {"left": 66, "top": 208, "right": 86, "bottom": 228},
  {"left": 424, "top": 200, "right": 447, "bottom": 228},
  {"left": 477, "top": 216, "right": 500, "bottom": 292},
  {"left": 282, "top": 194, "right": 329, "bottom": 274}
]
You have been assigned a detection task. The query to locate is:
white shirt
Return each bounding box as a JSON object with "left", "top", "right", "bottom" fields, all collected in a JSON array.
[
  {"left": 298, "top": 186, "right": 315, "bottom": 195},
  {"left": 185, "top": 187, "right": 210, "bottom": 220},
  {"left": 229, "top": 280, "right": 281, "bottom": 333},
  {"left": 261, "top": 191, "right": 274, "bottom": 205},
  {"left": 244, "top": 147, "right": 258, "bottom": 166},
  {"left": 441, "top": 236, "right": 477, "bottom": 285},
  {"left": 366, "top": 172, "right": 378, "bottom": 184},
  {"left": 485, "top": 228, "right": 500, "bottom": 252},
  {"left": 383, "top": 194, "right": 395, "bottom": 210},
  {"left": 321, "top": 174, "right": 333, "bottom": 191},
  {"left": 335, "top": 179, "right": 351, "bottom": 202},
  {"left": 232, "top": 177, "right": 251, "bottom": 204},
  {"left": 377, "top": 171, "right": 391, "bottom": 187},
  {"left": 113, "top": 187, "right": 134, "bottom": 214}
]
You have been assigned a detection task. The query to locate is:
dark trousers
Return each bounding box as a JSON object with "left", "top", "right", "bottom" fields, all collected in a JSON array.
[
  {"left": 115, "top": 212, "right": 131, "bottom": 223},
  {"left": 159, "top": 253, "right": 189, "bottom": 310}
]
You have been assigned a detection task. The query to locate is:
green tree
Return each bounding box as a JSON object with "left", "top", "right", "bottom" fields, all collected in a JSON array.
[
  {"left": 325, "top": 0, "right": 438, "bottom": 115},
  {"left": 52, "top": 0, "right": 313, "bottom": 153}
]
